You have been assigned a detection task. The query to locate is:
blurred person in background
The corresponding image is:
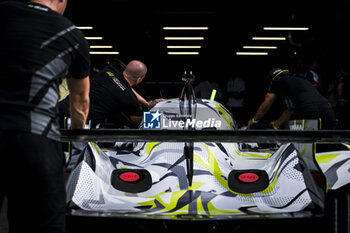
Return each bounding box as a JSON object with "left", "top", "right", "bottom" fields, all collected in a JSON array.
[{"left": 248, "top": 68, "right": 336, "bottom": 130}]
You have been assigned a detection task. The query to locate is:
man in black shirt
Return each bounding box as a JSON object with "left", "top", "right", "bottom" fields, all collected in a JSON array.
[
  {"left": 0, "top": 0, "right": 90, "bottom": 232},
  {"left": 60, "top": 60, "right": 163, "bottom": 128},
  {"left": 89, "top": 60, "right": 145, "bottom": 128},
  {"left": 247, "top": 68, "right": 336, "bottom": 129}
]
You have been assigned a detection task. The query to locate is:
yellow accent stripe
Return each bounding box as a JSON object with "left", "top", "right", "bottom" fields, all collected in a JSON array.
[
  {"left": 188, "top": 182, "right": 205, "bottom": 190},
  {"left": 259, "top": 172, "right": 279, "bottom": 194},
  {"left": 145, "top": 142, "right": 160, "bottom": 155},
  {"left": 343, "top": 143, "right": 350, "bottom": 150},
  {"left": 316, "top": 153, "right": 340, "bottom": 164},
  {"left": 155, "top": 190, "right": 186, "bottom": 213},
  {"left": 106, "top": 71, "right": 115, "bottom": 77},
  {"left": 197, "top": 196, "right": 206, "bottom": 215},
  {"left": 215, "top": 104, "right": 233, "bottom": 130},
  {"left": 91, "top": 142, "right": 100, "bottom": 155}
]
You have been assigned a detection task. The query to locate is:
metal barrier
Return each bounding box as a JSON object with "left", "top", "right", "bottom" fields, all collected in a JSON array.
[{"left": 60, "top": 129, "right": 350, "bottom": 143}]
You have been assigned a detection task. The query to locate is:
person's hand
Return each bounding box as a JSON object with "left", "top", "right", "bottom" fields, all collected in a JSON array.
[
  {"left": 247, "top": 119, "right": 255, "bottom": 129},
  {"left": 247, "top": 120, "right": 252, "bottom": 129},
  {"left": 247, "top": 118, "right": 259, "bottom": 129},
  {"left": 269, "top": 121, "right": 280, "bottom": 130},
  {"left": 148, "top": 99, "right": 165, "bottom": 109}
]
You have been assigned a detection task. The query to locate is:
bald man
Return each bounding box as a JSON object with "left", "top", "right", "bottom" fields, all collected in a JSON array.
[
  {"left": 124, "top": 61, "right": 164, "bottom": 112},
  {"left": 60, "top": 60, "right": 162, "bottom": 128}
]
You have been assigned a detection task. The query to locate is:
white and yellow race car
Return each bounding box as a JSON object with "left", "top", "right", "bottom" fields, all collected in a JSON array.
[{"left": 65, "top": 75, "right": 350, "bottom": 233}]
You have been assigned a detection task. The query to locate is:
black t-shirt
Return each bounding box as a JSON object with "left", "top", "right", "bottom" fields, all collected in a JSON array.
[
  {"left": 268, "top": 75, "right": 326, "bottom": 110},
  {"left": 0, "top": 1, "right": 90, "bottom": 141},
  {"left": 88, "top": 66, "right": 142, "bottom": 127},
  {"left": 268, "top": 75, "right": 336, "bottom": 128}
]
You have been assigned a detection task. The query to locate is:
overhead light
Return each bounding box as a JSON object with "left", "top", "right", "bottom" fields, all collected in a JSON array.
[
  {"left": 163, "top": 27, "right": 208, "bottom": 30},
  {"left": 236, "top": 52, "right": 268, "bottom": 55},
  {"left": 263, "top": 27, "right": 309, "bottom": 31},
  {"left": 252, "top": 37, "right": 286, "bottom": 40},
  {"left": 90, "top": 51, "right": 119, "bottom": 55},
  {"left": 76, "top": 26, "right": 94, "bottom": 30},
  {"left": 90, "top": 45, "right": 113, "bottom": 49},
  {"left": 85, "top": 37, "right": 103, "bottom": 40},
  {"left": 243, "top": 46, "right": 277, "bottom": 49},
  {"left": 164, "top": 37, "right": 204, "bottom": 40},
  {"left": 167, "top": 46, "right": 201, "bottom": 49},
  {"left": 168, "top": 52, "right": 199, "bottom": 55}
]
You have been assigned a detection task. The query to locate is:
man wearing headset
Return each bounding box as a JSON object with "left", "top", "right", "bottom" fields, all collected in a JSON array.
[
  {"left": 247, "top": 68, "right": 337, "bottom": 130},
  {"left": 0, "top": 0, "right": 90, "bottom": 232}
]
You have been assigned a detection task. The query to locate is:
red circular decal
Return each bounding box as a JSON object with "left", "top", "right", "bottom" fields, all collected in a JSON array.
[
  {"left": 238, "top": 173, "right": 259, "bottom": 183},
  {"left": 119, "top": 172, "right": 140, "bottom": 182}
]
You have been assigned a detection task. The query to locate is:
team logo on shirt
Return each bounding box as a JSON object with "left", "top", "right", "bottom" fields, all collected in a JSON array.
[{"left": 143, "top": 110, "right": 161, "bottom": 129}]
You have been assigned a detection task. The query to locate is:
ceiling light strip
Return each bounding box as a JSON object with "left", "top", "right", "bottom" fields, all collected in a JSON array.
[
  {"left": 167, "top": 46, "right": 201, "bottom": 49},
  {"left": 90, "top": 51, "right": 119, "bottom": 55},
  {"left": 85, "top": 37, "right": 103, "bottom": 40},
  {"left": 164, "top": 37, "right": 204, "bottom": 40},
  {"left": 252, "top": 37, "right": 286, "bottom": 41},
  {"left": 163, "top": 27, "right": 208, "bottom": 30},
  {"left": 76, "top": 26, "right": 94, "bottom": 30},
  {"left": 263, "top": 27, "right": 309, "bottom": 31},
  {"left": 236, "top": 52, "right": 268, "bottom": 55},
  {"left": 243, "top": 46, "right": 277, "bottom": 49},
  {"left": 90, "top": 45, "right": 113, "bottom": 49},
  {"left": 168, "top": 52, "right": 199, "bottom": 55}
]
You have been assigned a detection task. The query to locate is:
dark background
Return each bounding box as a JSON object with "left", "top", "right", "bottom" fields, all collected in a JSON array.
[{"left": 4, "top": 0, "right": 350, "bottom": 118}]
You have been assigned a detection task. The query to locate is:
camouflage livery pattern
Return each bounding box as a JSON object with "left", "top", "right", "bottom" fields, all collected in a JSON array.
[{"left": 66, "top": 99, "right": 349, "bottom": 219}]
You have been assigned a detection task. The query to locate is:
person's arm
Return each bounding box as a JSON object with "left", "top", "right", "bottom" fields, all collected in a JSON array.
[
  {"left": 132, "top": 88, "right": 149, "bottom": 107},
  {"left": 247, "top": 93, "right": 276, "bottom": 129},
  {"left": 270, "top": 109, "right": 293, "bottom": 129},
  {"left": 67, "top": 77, "right": 90, "bottom": 129},
  {"left": 132, "top": 88, "right": 164, "bottom": 109}
]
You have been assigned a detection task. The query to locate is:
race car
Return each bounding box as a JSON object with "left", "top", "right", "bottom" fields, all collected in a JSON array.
[{"left": 65, "top": 74, "right": 350, "bottom": 233}]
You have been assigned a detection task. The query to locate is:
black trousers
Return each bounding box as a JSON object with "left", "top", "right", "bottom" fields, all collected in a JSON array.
[{"left": 0, "top": 131, "right": 66, "bottom": 233}]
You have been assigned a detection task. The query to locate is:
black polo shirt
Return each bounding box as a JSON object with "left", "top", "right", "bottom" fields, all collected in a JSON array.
[
  {"left": 0, "top": 1, "right": 90, "bottom": 141},
  {"left": 268, "top": 75, "right": 336, "bottom": 128},
  {"left": 88, "top": 66, "right": 142, "bottom": 127}
]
